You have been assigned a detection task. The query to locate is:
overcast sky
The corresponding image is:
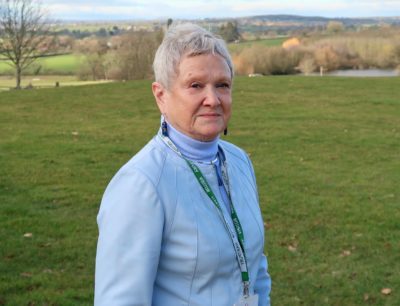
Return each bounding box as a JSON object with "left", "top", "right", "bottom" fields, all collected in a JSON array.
[{"left": 45, "top": 0, "right": 400, "bottom": 20}]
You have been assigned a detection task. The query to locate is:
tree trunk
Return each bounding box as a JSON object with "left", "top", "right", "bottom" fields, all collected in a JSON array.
[{"left": 16, "top": 66, "right": 22, "bottom": 89}]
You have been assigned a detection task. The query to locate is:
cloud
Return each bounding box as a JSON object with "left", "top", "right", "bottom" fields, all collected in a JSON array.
[
  {"left": 231, "top": 1, "right": 347, "bottom": 14},
  {"left": 45, "top": 0, "right": 400, "bottom": 20},
  {"left": 230, "top": 0, "right": 400, "bottom": 17}
]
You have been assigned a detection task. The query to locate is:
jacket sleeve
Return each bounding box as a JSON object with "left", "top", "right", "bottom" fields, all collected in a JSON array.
[
  {"left": 95, "top": 169, "right": 164, "bottom": 306},
  {"left": 255, "top": 254, "right": 271, "bottom": 306}
]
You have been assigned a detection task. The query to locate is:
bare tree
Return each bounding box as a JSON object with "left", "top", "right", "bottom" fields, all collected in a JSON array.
[{"left": 0, "top": 0, "right": 53, "bottom": 89}]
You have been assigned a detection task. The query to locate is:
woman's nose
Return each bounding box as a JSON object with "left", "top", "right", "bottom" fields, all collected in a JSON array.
[{"left": 203, "top": 87, "right": 220, "bottom": 106}]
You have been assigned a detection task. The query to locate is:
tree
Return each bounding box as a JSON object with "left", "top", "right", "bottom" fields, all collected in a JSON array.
[
  {"left": 75, "top": 37, "right": 108, "bottom": 80},
  {"left": 218, "top": 21, "right": 241, "bottom": 43},
  {"left": 327, "top": 21, "right": 344, "bottom": 34},
  {"left": 103, "top": 30, "right": 163, "bottom": 81},
  {"left": 167, "top": 18, "right": 173, "bottom": 29},
  {"left": 0, "top": 0, "right": 54, "bottom": 89}
]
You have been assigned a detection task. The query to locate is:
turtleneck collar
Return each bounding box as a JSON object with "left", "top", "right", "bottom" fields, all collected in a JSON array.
[{"left": 165, "top": 121, "right": 219, "bottom": 162}]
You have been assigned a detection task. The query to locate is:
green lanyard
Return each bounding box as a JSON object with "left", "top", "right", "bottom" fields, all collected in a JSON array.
[{"left": 160, "top": 133, "right": 250, "bottom": 297}]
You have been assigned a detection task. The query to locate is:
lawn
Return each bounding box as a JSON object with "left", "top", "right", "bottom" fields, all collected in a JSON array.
[
  {"left": 0, "top": 76, "right": 399, "bottom": 305},
  {"left": 228, "top": 37, "right": 287, "bottom": 54},
  {"left": 0, "top": 75, "right": 113, "bottom": 91},
  {"left": 0, "top": 54, "right": 83, "bottom": 76}
]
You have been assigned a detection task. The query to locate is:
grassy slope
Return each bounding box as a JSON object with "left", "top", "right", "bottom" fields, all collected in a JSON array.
[
  {"left": 0, "top": 75, "right": 99, "bottom": 91},
  {"left": 0, "top": 77, "right": 399, "bottom": 305},
  {"left": 228, "top": 37, "right": 287, "bottom": 54},
  {"left": 0, "top": 54, "right": 83, "bottom": 76}
]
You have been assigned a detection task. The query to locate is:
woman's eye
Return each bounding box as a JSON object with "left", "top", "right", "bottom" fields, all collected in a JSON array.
[
  {"left": 190, "top": 83, "right": 201, "bottom": 88},
  {"left": 217, "top": 83, "right": 230, "bottom": 89}
]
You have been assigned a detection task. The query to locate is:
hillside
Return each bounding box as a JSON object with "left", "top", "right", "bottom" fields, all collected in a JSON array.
[
  {"left": 1, "top": 77, "right": 399, "bottom": 305},
  {"left": 200, "top": 14, "right": 400, "bottom": 34},
  {"left": 55, "top": 14, "right": 400, "bottom": 37}
]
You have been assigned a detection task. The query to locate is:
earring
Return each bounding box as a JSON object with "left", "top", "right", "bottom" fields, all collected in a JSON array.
[
  {"left": 224, "top": 128, "right": 228, "bottom": 136},
  {"left": 162, "top": 119, "right": 168, "bottom": 136}
]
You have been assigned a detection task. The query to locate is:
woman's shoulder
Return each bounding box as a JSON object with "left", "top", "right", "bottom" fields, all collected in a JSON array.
[
  {"left": 218, "top": 139, "right": 250, "bottom": 163},
  {"left": 109, "top": 135, "right": 186, "bottom": 188},
  {"left": 113, "top": 136, "right": 168, "bottom": 184}
]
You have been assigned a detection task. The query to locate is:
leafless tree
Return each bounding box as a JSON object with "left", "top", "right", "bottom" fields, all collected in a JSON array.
[{"left": 0, "top": 0, "right": 54, "bottom": 89}]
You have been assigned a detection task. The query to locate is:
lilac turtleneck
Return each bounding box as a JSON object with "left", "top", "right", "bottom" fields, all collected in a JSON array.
[
  {"left": 166, "top": 122, "right": 219, "bottom": 162},
  {"left": 165, "top": 122, "right": 231, "bottom": 213}
]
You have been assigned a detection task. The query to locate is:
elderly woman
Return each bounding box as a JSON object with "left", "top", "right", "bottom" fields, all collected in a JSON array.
[{"left": 95, "top": 23, "right": 271, "bottom": 306}]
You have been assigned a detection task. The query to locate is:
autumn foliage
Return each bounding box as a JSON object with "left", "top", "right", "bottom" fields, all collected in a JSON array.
[{"left": 233, "top": 27, "right": 400, "bottom": 75}]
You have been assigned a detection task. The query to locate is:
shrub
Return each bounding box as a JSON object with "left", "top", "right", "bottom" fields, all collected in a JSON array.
[
  {"left": 232, "top": 54, "right": 254, "bottom": 75},
  {"left": 326, "top": 21, "right": 345, "bottom": 34},
  {"left": 75, "top": 30, "right": 162, "bottom": 81},
  {"left": 104, "top": 31, "right": 161, "bottom": 80},
  {"left": 313, "top": 45, "right": 341, "bottom": 71},
  {"left": 77, "top": 54, "right": 106, "bottom": 81},
  {"left": 235, "top": 45, "right": 302, "bottom": 75},
  {"left": 307, "top": 30, "right": 400, "bottom": 70},
  {"left": 298, "top": 55, "right": 316, "bottom": 74}
]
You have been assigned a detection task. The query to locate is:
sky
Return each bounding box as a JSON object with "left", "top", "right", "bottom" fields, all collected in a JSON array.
[{"left": 45, "top": 0, "right": 400, "bottom": 21}]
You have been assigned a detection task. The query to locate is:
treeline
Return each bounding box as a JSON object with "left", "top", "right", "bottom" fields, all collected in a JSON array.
[
  {"left": 47, "top": 24, "right": 400, "bottom": 79},
  {"left": 2, "top": 22, "right": 400, "bottom": 81},
  {"left": 53, "top": 25, "right": 159, "bottom": 39},
  {"left": 233, "top": 27, "right": 400, "bottom": 75},
  {"left": 75, "top": 30, "right": 163, "bottom": 81},
  {"left": 74, "top": 22, "right": 240, "bottom": 80}
]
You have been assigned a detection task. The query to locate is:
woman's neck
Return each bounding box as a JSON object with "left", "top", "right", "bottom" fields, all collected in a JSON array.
[{"left": 166, "top": 122, "right": 219, "bottom": 162}]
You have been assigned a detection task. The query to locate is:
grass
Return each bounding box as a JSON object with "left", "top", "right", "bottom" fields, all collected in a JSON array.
[
  {"left": 0, "top": 75, "right": 113, "bottom": 91},
  {"left": 38, "top": 54, "right": 84, "bottom": 75},
  {"left": 0, "top": 76, "right": 399, "bottom": 305},
  {"left": 0, "top": 54, "right": 83, "bottom": 76},
  {"left": 228, "top": 37, "right": 287, "bottom": 54}
]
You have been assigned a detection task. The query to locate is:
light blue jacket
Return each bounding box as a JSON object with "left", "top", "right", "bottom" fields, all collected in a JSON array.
[{"left": 95, "top": 134, "right": 271, "bottom": 305}]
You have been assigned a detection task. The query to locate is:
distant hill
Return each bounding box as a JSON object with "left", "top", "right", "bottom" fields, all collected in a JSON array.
[
  {"left": 199, "top": 14, "right": 400, "bottom": 34},
  {"left": 204, "top": 14, "right": 400, "bottom": 25},
  {"left": 55, "top": 14, "right": 400, "bottom": 37}
]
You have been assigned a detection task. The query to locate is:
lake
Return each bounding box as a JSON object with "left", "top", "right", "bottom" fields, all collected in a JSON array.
[{"left": 308, "top": 69, "right": 400, "bottom": 77}]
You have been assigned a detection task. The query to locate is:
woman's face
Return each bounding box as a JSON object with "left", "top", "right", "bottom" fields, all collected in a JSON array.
[{"left": 153, "top": 53, "right": 232, "bottom": 142}]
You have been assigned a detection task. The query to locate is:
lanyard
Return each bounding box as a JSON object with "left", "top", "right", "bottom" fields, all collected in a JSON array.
[{"left": 159, "top": 133, "right": 250, "bottom": 297}]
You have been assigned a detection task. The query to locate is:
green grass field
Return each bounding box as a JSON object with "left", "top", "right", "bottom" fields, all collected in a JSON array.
[
  {"left": 0, "top": 54, "right": 83, "bottom": 76},
  {"left": 0, "top": 75, "right": 113, "bottom": 92},
  {"left": 1, "top": 76, "right": 399, "bottom": 305},
  {"left": 228, "top": 37, "right": 287, "bottom": 54}
]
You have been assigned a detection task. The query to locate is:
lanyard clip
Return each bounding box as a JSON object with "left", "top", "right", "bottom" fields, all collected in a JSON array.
[{"left": 243, "top": 281, "right": 250, "bottom": 297}]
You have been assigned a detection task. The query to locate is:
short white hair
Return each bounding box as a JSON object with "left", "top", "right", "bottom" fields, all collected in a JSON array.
[{"left": 153, "top": 23, "right": 233, "bottom": 89}]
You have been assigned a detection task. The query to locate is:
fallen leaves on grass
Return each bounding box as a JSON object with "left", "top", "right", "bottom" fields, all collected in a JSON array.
[
  {"left": 288, "top": 242, "right": 298, "bottom": 253},
  {"left": 384, "top": 243, "right": 392, "bottom": 250},
  {"left": 263, "top": 222, "right": 272, "bottom": 230},
  {"left": 381, "top": 288, "right": 392, "bottom": 295},
  {"left": 363, "top": 293, "right": 377, "bottom": 303},
  {"left": 20, "top": 272, "right": 32, "bottom": 278},
  {"left": 42, "top": 269, "right": 53, "bottom": 274}
]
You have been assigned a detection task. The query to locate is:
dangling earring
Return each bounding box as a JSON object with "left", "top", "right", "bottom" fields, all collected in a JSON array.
[
  {"left": 162, "top": 119, "right": 168, "bottom": 136},
  {"left": 224, "top": 128, "right": 228, "bottom": 136}
]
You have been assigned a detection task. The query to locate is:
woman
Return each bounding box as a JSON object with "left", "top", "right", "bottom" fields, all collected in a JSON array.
[{"left": 95, "top": 23, "right": 271, "bottom": 306}]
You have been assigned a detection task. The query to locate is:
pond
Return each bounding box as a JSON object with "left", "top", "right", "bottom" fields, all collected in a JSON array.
[{"left": 308, "top": 69, "right": 399, "bottom": 77}]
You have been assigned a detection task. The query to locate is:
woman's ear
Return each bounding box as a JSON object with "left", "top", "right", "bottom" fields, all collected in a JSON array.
[{"left": 152, "top": 82, "right": 167, "bottom": 113}]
